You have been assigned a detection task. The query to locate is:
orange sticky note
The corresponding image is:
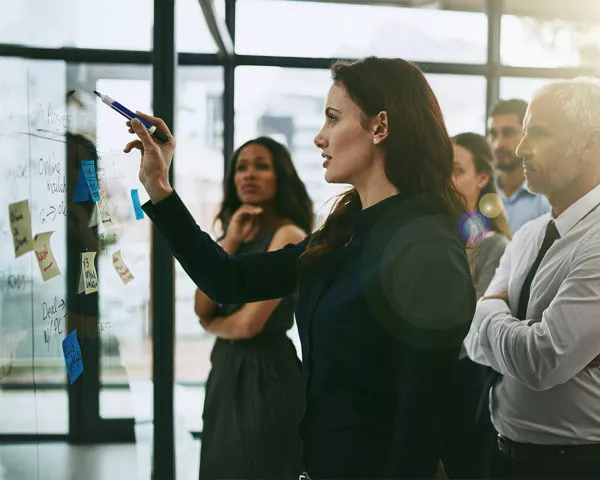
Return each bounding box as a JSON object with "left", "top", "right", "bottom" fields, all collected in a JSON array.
[
  {"left": 112, "top": 250, "right": 134, "bottom": 285},
  {"left": 33, "top": 231, "right": 60, "bottom": 281}
]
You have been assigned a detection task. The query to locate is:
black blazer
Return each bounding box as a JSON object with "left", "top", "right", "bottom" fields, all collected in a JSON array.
[{"left": 143, "top": 191, "right": 475, "bottom": 479}]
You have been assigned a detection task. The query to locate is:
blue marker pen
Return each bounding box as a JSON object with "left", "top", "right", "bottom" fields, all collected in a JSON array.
[{"left": 93, "top": 90, "right": 169, "bottom": 144}]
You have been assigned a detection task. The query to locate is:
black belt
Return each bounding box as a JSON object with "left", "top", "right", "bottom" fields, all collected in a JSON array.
[{"left": 498, "top": 434, "right": 600, "bottom": 462}]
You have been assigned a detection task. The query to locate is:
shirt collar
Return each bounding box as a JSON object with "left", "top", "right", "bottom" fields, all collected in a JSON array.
[
  {"left": 494, "top": 175, "right": 533, "bottom": 200},
  {"left": 353, "top": 192, "right": 410, "bottom": 238},
  {"left": 553, "top": 184, "right": 600, "bottom": 237}
]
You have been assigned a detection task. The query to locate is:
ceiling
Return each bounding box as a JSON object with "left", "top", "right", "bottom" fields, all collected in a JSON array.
[{"left": 298, "top": 0, "right": 600, "bottom": 22}]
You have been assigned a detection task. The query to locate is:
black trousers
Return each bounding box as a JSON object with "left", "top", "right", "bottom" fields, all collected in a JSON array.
[
  {"left": 442, "top": 358, "right": 496, "bottom": 479},
  {"left": 490, "top": 439, "right": 600, "bottom": 480}
]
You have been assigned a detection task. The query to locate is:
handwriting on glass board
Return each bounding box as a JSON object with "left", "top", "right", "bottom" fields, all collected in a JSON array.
[
  {"left": 43, "top": 309, "right": 66, "bottom": 352},
  {"left": 40, "top": 200, "right": 66, "bottom": 225},
  {"left": 0, "top": 269, "right": 28, "bottom": 294},
  {"left": 38, "top": 153, "right": 61, "bottom": 176},
  {"left": 79, "top": 318, "right": 112, "bottom": 338},
  {"left": 42, "top": 296, "right": 66, "bottom": 321},
  {"left": 35, "top": 102, "right": 94, "bottom": 137},
  {"left": 46, "top": 178, "right": 67, "bottom": 195}
]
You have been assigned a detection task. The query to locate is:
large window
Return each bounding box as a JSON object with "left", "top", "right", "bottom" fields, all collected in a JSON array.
[
  {"left": 235, "top": 68, "right": 487, "bottom": 218},
  {"left": 499, "top": 77, "right": 553, "bottom": 103},
  {"left": 501, "top": 15, "right": 600, "bottom": 68},
  {"left": 236, "top": 0, "right": 487, "bottom": 63},
  {"left": 426, "top": 74, "right": 487, "bottom": 135},
  {"left": 235, "top": 66, "right": 343, "bottom": 222},
  {"left": 0, "top": 0, "right": 220, "bottom": 53},
  {"left": 173, "top": 66, "right": 224, "bottom": 442}
]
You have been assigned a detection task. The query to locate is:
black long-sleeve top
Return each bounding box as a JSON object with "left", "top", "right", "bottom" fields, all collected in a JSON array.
[{"left": 143, "top": 190, "right": 476, "bottom": 479}]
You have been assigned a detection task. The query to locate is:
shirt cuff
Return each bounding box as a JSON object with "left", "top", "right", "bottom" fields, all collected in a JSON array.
[
  {"left": 141, "top": 190, "right": 203, "bottom": 248},
  {"left": 141, "top": 190, "right": 178, "bottom": 220},
  {"left": 477, "top": 298, "right": 511, "bottom": 343}
]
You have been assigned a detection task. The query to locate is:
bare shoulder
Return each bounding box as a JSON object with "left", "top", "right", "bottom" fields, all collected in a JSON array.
[{"left": 268, "top": 223, "right": 307, "bottom": 252}]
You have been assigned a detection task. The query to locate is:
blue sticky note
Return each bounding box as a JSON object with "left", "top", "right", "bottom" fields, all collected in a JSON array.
[
  {"left": 62, "top": 329, "right": 83, "bottom": 384},
  {"left": 72, "top": 168, "right": 91, "bottom": 202},
  {"left": 81, "top": 160, "right": 100, "bottom": 202},
  {"left": 130, "top": 189, "right": 144, "bottom": 220}
]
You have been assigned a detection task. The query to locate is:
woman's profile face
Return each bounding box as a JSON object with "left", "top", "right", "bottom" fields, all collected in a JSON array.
[
  {"left": 313, "top": 82, "right": 378, "bottom": 185},
  {"left": 452, "top": 144, "right": 489, "bottom": 211},
  {"left": 234, "top": 143, "right": 278, "bottom": 205}
]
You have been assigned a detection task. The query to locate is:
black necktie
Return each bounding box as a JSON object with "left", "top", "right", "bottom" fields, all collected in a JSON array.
[
  {"left": 516, "top": 220, "right": 560, "bottom": 320},
  {"left": 475, "top": 220, "right": 560, "bottom": 422}
]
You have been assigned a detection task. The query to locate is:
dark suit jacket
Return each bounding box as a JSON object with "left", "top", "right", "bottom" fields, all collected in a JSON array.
[{"left": 143, "top": 191, "right": 475, "bottom": 479}]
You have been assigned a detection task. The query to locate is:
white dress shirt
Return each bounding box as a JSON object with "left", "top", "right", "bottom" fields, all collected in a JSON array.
[{"left": 464, "top": 184, "right": 600, "bottom": 445}]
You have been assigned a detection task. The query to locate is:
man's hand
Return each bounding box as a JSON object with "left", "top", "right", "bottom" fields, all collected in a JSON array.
[{"left": 481, "top": 291, "right": 509, "bottom": 303}]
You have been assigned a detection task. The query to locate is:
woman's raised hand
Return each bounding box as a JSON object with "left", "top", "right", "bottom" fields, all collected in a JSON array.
[{"left": 124, "top": 111, "right": 176, "bottom": 204}]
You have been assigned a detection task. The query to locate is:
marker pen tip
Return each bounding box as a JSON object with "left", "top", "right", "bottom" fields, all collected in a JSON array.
[{"left": 93, "top": 90, "right": 101, "bottom": 97}]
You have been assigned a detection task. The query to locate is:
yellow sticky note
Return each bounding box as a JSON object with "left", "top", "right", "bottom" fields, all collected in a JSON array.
[
  {"left": 33, "top": 231, "right": 61, "bottom": 281},
  {"left": 8, "top": 200, "right": 34, "bottom": 257},
  {"left": 112, "top": 250, "right": 134, "bottom": 285},
  {"left": 97, "top": 190, "right": 112, "bottom": 226},
  {"left": 79, "top": 252, "right": 98, "bottom": 295}
]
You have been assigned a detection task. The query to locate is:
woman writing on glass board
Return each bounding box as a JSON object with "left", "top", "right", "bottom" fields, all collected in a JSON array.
[
  {"left": 124, "top": 56, "right": 476, "bottom": 479},
  {"left": 194, "top": 136, "right": 312, "bottom": 480}
]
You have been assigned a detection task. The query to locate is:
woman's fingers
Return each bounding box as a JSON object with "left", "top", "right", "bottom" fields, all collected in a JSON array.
[
  {"left": 134, "top": 111, "right": 174, "bottom": 139},
  {"left": 123, "top": 139, "right": 143, "bottom": 153}
]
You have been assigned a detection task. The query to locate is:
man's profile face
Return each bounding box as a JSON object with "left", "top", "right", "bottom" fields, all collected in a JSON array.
[
  {"left": 487, "top": 113, "right": 524, "bottom": 173},
  {"left": 516, "top": 94, "right": 581, "bottom": 196}
]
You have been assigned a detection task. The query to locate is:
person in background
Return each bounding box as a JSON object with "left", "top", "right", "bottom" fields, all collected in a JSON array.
[
  {"left": 194, "top": 136, "right": 313, "bottom": 480},
  {"left": 488, "top": 99, "right": 550, "bottom": 233},
  {"left": 453, "top": 132, "right": 512, "bottom": 298},
  {"left": 125, "top": 56, "right": 476, "bottom": 479},
  {"left": 443, "top": 132, "right": 511, "bottom": 479},
  {"left": 466, "top": 77, "right": 600, "bottom": 479}
]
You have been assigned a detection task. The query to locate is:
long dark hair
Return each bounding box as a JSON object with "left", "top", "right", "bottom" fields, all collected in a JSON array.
[
  {"left": 298, "top": 56, "right": 467, "bottom": 275},
  {"left": 452, "top": 132, "right": 512, "bottom": 240},
  {"left": 215, "top": 136, "right": 314, "bottom": 237}
]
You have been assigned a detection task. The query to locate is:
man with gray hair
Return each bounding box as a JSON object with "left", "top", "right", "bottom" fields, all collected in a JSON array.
[{"left": 464, "top": 77, "right": 600, "bottom": 479}]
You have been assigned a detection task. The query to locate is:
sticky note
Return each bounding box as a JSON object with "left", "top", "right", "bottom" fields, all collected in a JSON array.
[
  {"left": 81, "top": 160, "right": 100, "bottom": 202},
  {"left": 33, "top": 231, "right": 60, "bottom": 281},
  {"left": 72, "top": 168, "right": 91, "bottom": 202},
  {"left": 112, "top": 250, "right": 134, "bottom": 285},
  {"left": 97, "top": 189, "right": 112, "bottom": 225},
  {"left": 62, "top": 329, "right": 83, "bottom": 384},
  {"left": 88, "top": 204, "right": 99, "bottom": 227},
  {"left": 130, "top": 189, "right": 144, "bottom": 220},
  {"left": 78, "top": 252, "right": 98, "bottom": 295},
  {"left": 8, "top": 199, "right": 34, "bottom": 257}
]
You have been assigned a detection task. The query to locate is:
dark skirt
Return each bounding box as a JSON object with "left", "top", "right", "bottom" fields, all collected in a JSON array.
[{"left": 199, "top": 335, "right": 304, "bottom": 480}]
